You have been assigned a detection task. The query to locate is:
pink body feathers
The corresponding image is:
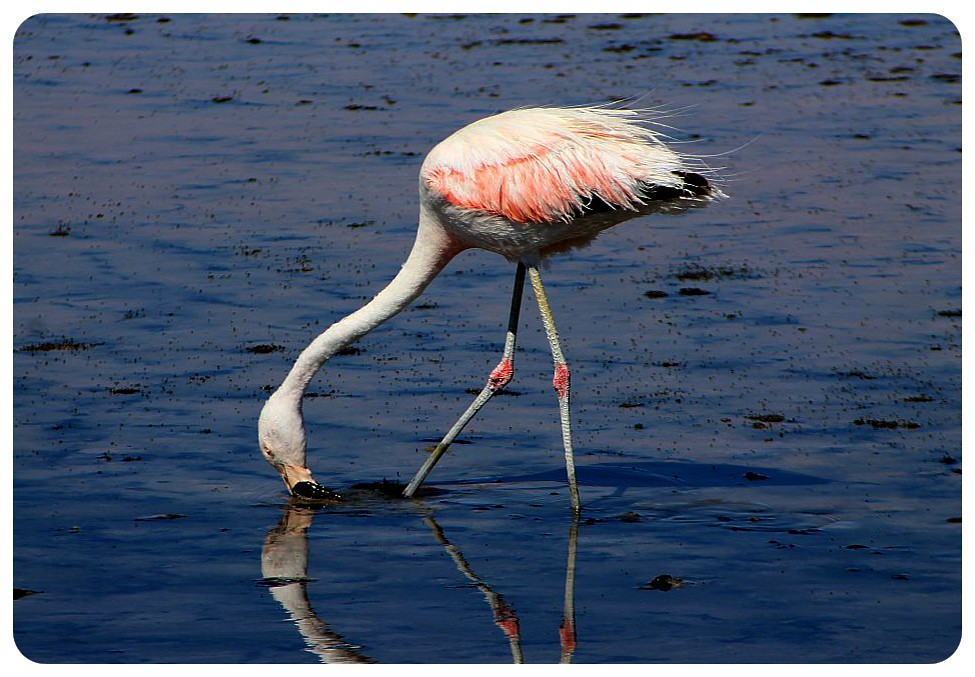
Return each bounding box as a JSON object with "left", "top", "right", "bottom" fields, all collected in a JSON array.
[{"left": 419, "top": 106, "right": 712, "bottom": 260}]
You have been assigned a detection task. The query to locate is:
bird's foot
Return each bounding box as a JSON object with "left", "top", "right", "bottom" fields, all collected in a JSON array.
[{"left": 291, "top": 481, "right": 342, "bottom": 502}]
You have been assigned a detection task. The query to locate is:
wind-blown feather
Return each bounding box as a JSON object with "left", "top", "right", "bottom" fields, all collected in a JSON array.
[{"left": 421, "top": 107, "right": 702, "bottom": 223}]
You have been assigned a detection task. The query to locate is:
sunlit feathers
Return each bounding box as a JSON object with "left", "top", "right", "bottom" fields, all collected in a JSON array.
[{"left": 421, "top": 107, "right": 696, "bottom": 224}]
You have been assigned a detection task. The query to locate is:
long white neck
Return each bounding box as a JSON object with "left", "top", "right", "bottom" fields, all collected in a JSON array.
[{"left": 276, "top": 212, "right": 459, "bottom": 403}]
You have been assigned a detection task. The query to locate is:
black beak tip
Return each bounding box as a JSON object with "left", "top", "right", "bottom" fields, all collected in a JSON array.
[{"left": 291, "top": 481, "right": 342, "bottom": 502}]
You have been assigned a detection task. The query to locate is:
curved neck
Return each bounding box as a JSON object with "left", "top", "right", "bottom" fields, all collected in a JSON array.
[{"left": 276, "top": 213, "right": 459, "bottom": 402}]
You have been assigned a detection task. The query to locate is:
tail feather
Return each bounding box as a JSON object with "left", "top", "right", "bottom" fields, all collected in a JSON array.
[{"left": 576, "top": 170, "right": 714, "bottom": 218}]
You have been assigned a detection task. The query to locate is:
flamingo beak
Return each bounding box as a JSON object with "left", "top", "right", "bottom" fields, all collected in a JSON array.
[
  {"left": 279, "top": 464, "right": 342, "bottom": 502},
  {"left": 279, "top": 463, "right": 314, "bottom": 490},
  {"left": 260, "top": 440, "right": 340, "bottom": 500}
]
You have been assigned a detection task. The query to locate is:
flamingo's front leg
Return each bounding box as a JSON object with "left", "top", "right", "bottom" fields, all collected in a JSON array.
[{"left": 527, "top": 265, "right": 582, "bottom": 515}]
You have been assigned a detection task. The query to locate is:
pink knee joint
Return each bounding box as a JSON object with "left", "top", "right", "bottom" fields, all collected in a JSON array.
[
  {"left": 559, "top": 619, "right": 577, "bottom": 652},
  {"left": 488, "top": 357, "right": 514, "bottom": 390},
  {"left": 553, "top": 362, "right": 570, "bottom": 399}
]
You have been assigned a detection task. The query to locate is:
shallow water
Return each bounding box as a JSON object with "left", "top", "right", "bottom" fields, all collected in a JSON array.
[{"left": 13, "top": 13, "right": 961, "bottom": 663}]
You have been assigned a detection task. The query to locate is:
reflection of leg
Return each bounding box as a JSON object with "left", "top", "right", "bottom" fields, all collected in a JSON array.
[
  {"left": 403, "top": 263, "right": 527, "bottom": 498},
  {"left": 424, "top": 513, "right": 524, "bottom": 664},
  {"left": 559, "top": 515, "right": 580, "bottom": 663},
  {"left": 527, "top": 265, "right": 582, "bottom": 515},
  {"left": 260, "top": 503, "right": 373, "bottom": 663}
]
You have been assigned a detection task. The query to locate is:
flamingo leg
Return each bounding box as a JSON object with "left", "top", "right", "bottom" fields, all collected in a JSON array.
[
  {"left": 403, "top": 263, "right": 527, "bottom": 498},
  {"left": 527, "top": 265, "right": 582, "bottom": 515}
]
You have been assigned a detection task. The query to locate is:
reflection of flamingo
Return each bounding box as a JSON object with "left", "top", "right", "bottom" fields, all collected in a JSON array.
[
  {"left": 258, "top": 106, "right": 719, "bottom": 513},
  {"left": 260, "top": 505, "right": 373, "bottom": 663},
  {"left": 261, "top": 499, "right": 581, "bottom": 663}
]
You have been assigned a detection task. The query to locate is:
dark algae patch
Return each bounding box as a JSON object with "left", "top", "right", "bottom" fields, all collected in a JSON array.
[
  {"left": 674, "top": 264, "right": 759, "bottom": 281},
  {"left": 246, "top": 343, "right": 284, "bottom": 354},
  {"left": 641, "top": 575, "right": 685, "bottom": 591},
  {"left": 668, "top": 32, "right": 719, "bottom": 42},
  {"left": 853, "top": 418, "right": 920, "bottom": 430},
  {"left": 745, "top": 414, "right": 786, "bottom": 423},
  {"left": 49, "top": 222, "right": 71, "bottom": 236},
  {"left": 134, "top": 513, "right": 186, "bottom": 521},
  {"left": 351, "top": 479, "right": 446, "bottom": 499},
  {"left": 18, "top": 338, "right": 93, "bottom": 352}
]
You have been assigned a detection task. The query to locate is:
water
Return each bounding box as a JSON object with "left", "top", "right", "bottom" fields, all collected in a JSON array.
[{"left": 12, "top": 13, "right": 961, "bottom": 663}]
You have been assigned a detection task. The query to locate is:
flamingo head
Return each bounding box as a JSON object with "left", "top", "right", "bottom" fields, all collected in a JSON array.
[{"left": 258, "top": 392, "right": 341, "bottom": 501}]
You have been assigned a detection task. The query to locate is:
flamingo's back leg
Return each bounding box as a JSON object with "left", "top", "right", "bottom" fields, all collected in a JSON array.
[{"left": 403, "top": 263, "right": 527, "bottom": 497}]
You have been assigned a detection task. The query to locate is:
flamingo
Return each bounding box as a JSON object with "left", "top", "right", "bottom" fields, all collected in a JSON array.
[{"left": 258, "top": 105, "right": 720, "bottom": 514}]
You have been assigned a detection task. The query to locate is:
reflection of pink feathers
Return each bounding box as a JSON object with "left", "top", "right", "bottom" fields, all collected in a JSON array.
[{"left": 422, "top": 107, "right": 688, "bottom": 223}]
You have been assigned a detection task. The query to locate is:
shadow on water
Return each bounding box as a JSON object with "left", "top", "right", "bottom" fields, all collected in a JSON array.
[
  {"left": 448, "top": 460, "right": 828, "bottom": 495},
  {"left": 260, "top": 497, "right": 580, "bottom": 664}
]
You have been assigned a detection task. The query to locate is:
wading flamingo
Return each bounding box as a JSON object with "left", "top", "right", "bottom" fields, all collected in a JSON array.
[{"left": 258, "top": 105, "right": 719, "bottom": 513}]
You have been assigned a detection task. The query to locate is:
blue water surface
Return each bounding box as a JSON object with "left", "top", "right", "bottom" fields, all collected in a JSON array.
[{"left": 13, "top": 13, "right": 961, "bottom": 663}]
